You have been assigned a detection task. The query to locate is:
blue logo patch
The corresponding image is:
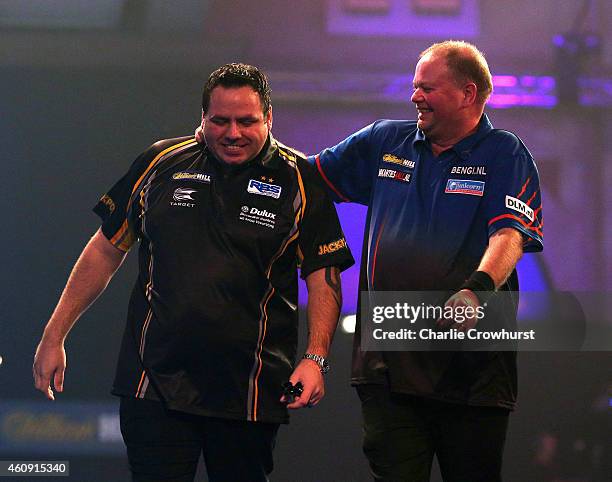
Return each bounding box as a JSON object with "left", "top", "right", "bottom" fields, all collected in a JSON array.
[
  {"left": 444, "top": 179, "right": 485, "bottom": 197},
  {"left": 247, "top": 179, "right": 282, "bottom": 199}
]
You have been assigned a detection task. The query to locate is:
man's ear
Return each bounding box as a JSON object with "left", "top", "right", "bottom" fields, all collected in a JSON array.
[
  {"left": 266, "top": 106, "right": 273, "bottom": 130},
  {"left": 463, "top": 83, "right": 478, "bottom": 107},
  {"left": 194, "top": 110, "right": 206, "bottom": 144}
]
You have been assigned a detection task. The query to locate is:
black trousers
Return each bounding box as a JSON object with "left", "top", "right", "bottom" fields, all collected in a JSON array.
[
  {"left": 119, "top": 397, "right": 279, "bottom": 482},
  {"left": 357, "top": 385, "right": 510, "bottom": 482}
]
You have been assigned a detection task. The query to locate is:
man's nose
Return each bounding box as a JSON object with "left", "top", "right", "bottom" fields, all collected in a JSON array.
[
  {"left": 226, "top": 121, "right": 241, "bottom": 139},
  {"left": 410, "top": 89, "right": 421, "bottom": 103}
]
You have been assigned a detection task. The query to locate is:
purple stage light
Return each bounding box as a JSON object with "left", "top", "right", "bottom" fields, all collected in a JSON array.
[{"left": 492, "top": 75, "right": 517, "bottom": 88}]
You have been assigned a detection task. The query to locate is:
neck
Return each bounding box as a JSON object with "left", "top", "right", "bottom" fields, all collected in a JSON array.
[{"left": 429, "top": 115, "right": 481, "bottom": 157}]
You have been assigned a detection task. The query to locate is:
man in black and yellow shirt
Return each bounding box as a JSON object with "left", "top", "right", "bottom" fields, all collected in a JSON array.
[{"left": 33, "top": 63, "right": 354, "bottom": 481}]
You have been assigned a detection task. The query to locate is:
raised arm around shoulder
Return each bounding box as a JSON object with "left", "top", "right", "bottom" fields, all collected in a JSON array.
[{"left": 33, "top": 228, "right": 127, "bottom": 400}]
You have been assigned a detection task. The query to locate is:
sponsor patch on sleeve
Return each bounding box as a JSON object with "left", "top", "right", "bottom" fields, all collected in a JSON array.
[
  {"left": 99, "top": 194, "right": 116, "bottom": 213},
  {"left": 247, "top": 179, "right": 282, "bottom": 199},
  {"left": 444, "top": 179, "right": 485, "bottom": 196},
  {"left": 505, "top": 195, "right": 535, "bottom": 221},
  {"left": 318, "top": 237, "right": 347, "bottom": 255}
]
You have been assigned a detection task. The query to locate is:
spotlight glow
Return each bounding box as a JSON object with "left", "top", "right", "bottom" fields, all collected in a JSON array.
[{"left": 341, "top": 314, "right": 356, "bottom": 334}]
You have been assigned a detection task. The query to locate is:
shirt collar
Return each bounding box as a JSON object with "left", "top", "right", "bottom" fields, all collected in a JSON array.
[
  {"left": 451, "top": 114, "right": 493, "bottom": 159},
  {"left": 412, "top": 113, "right": 494, "bottom": 160},
  {"left": 413, "top": 127, "right": 427, "bottom": 146}
]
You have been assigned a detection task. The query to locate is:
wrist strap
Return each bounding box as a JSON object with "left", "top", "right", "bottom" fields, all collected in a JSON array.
[{"left": 460, "top": 271, "right": 496, "bottom": 304}]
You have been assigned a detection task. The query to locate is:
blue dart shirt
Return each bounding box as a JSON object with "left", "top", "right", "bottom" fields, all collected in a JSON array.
[{"left": 311, "top": 114, "right": 543, "bottom": 409}]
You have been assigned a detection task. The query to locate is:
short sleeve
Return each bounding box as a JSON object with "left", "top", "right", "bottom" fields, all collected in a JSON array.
[
  {"left": 92, "top": 151, "right": 150, "bottom": 252},
  {"left": 308, "top": 122, "right": 378, "bottom": 205},
  {"left": 296, "top": 160, "right": 355, "bottom": 279},
  {"left": 93, "top": 137, "right": 196, "bottom": 251},
  {"left": 483, "top": 135, "right": 543, "bottom": 252}
]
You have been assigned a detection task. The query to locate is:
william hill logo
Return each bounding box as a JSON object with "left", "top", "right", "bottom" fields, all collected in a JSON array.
[
  {"left": 382, "top": 154, "right": 415, "bottom": 169},
  {"left": 318, "top": 238, "right": 347, "bottom": 256},
  {"left": 172, "top": 172, "right": 211, "bottom": 183}
]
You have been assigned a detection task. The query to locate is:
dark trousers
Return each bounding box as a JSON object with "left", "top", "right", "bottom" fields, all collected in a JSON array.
[
  {"left": 119, "top": 397, "right": 279, "bottom": 482},
  {"left": 357, "top": 385, "right": 510, "bottom": 482}
]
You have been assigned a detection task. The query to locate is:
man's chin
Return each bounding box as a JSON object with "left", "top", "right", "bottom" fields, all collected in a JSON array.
[
  {"left": 417, "top": 120, "right": 431, "bottom": 134},
  {"left": 221, "top": 156, "right": 247, "bottom": 165},
  {"left": 216, "top": 149, "right": 249, "bottom": 165}
]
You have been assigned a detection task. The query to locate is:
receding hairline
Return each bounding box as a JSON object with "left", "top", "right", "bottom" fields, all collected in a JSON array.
[
  {"left": 418, "top": 40, "right": 493, "bottom": 104},
  {"left": 419, "top": 40, "right": 487, "bottom": 64}
]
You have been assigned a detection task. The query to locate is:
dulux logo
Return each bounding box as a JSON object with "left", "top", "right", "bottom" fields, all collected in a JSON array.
[
  {"left": 247, "top": 179, "right": 282, "bottom": 199},
  {"left": 249, "top": 207, "right": 276, "bottom": 219}
]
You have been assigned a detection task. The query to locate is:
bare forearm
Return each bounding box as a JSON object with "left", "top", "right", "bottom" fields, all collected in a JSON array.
[
  {"left": 43, "top": 229, "right": 126, "bottom": 343},
  {"left": 477, "top": 228, "right": 523, "bottom": 288},
  {"left": 305, "top": 266, "right": 342, "bottom": 357}
]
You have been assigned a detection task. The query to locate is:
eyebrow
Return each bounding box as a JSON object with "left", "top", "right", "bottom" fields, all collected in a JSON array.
[{"left": 209, "top": 114, "right": 259, "bottom": 122}]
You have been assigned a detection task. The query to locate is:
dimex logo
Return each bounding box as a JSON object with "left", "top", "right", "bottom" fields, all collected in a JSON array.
[{"left": 247, "top": 179, "right": 282, "bottom": 199}]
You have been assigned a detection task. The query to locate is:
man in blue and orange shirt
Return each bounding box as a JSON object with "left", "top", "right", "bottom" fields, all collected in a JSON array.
[{"left": 312, "top": 41, "right": 543, "bottom": 481}]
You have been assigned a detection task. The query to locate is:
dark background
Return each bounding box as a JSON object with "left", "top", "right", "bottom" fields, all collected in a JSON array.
[{"left": 1, "top": 1, "right": 612, "bottom": 480}]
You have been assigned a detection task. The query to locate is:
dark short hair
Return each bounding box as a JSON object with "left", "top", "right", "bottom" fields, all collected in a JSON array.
[
  {"left": 420, "top": 40, "right": 493, "bottom": 105},
  {"left": 202, "top": 63, "right": 272, "bottom": 114}
]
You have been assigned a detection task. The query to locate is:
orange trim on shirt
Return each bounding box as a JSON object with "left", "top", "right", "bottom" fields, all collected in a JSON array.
[
  {"left": 251, "top": 287, "right": 275, "bottom": 421},
  {"left": 528, "top": 206, "right": 543, "bottom": 227},
  {"left": 130, "top": 139, "right": 196, "bottom": 199},
  {"left": 135, "top": 370, "right": 147, "bottom": 397},
  {"left": 370, "top": 217, "right": 387, "bottom": 288},
  {"left": 526, "top": 189, "right": 538, "bottom": 206},
  {"left": 516, "top": 177, "right": 531, "bottom": 199},
  {"left": 296, "top": 162, "right": 307, "bottom": 222},
  {"left": 108, "top": 139, "right": 196, "bottom": 251},
  {"left": 488, "top": 213, "right": 543, "bottom": 237},
  {"left": 110, "top": 219, "right": 129, "bottom": 247}
]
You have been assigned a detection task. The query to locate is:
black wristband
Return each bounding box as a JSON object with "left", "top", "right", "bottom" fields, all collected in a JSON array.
[{"left": 460, "top": 271, "right": 496, "bottom": 305}]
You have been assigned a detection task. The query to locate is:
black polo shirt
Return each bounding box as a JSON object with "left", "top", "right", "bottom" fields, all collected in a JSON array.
[{"left": 94, "top": 135, "right": 354, "bottom": 423}]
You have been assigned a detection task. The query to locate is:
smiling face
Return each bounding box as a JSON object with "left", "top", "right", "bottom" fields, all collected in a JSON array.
[
  {"left": 202, "top": 85, "right": 272, "bottom": 165},
  {"left": 410, "top": 53, "right": 467, "bottom": 143}
]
